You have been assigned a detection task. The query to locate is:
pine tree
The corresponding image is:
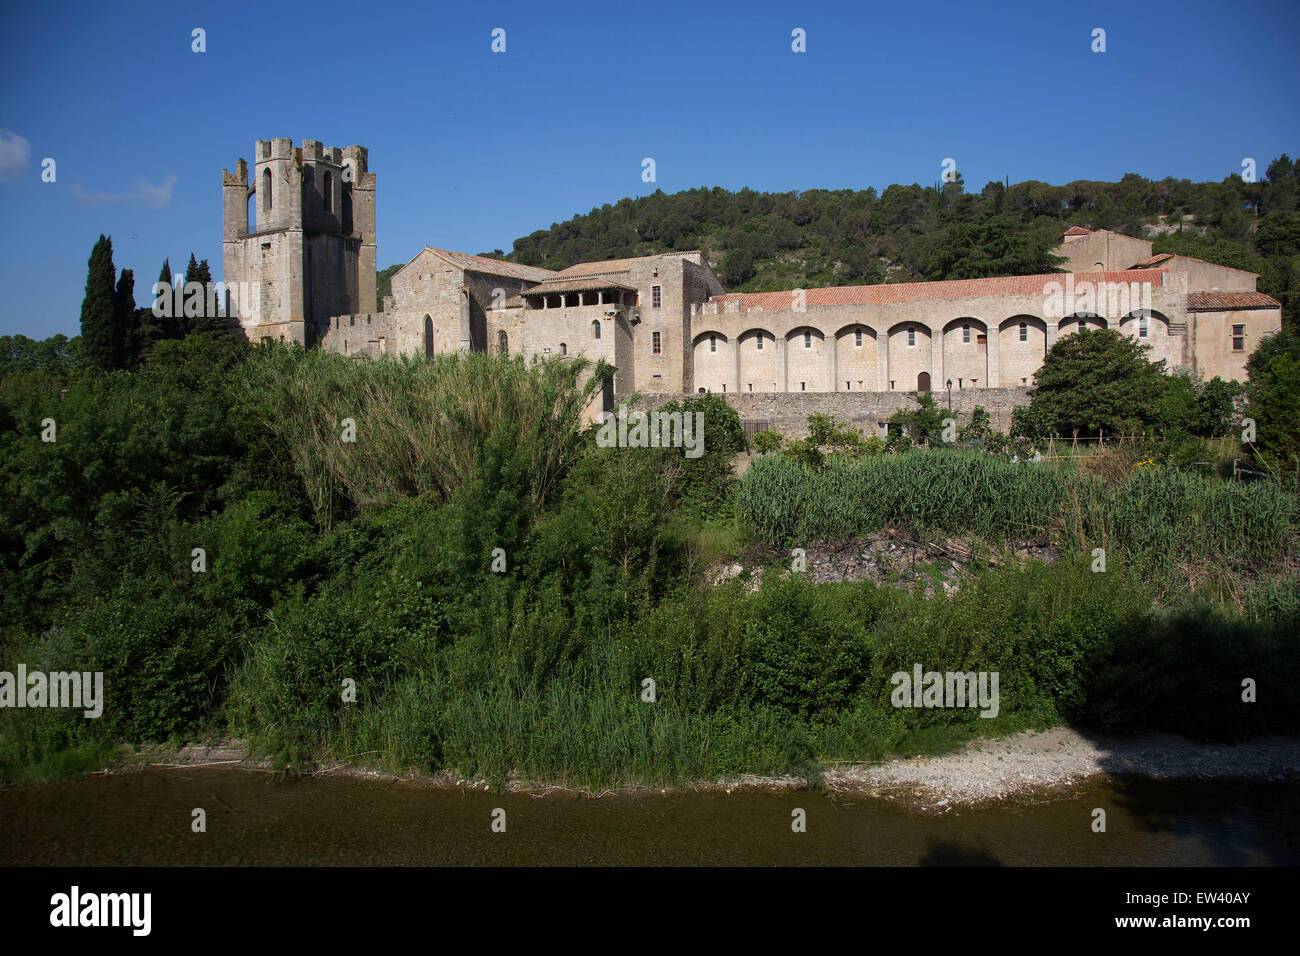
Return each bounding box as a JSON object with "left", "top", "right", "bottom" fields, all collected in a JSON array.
[{"left": 80, "top": 235, "right": 118, "bottom": 370}]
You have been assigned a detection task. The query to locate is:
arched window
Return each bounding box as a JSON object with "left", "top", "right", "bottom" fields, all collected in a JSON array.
[
  {"left": 262, "top": 167, "right": 272, "bottom": 212},
  {"left": 323, "top": 171, "right": 332, "bottom": 213},
  {"left": 424, "top": 315, "right": 433, "bottom": 358},
  {"left": 560, "top": 342, "right": 567, "bottom": 356},
  {"left": 497, "top": 330, "right": 508, "bottom": 355},
  {"left": 591, "top": 320, "right": 601, "bottom": 340}
]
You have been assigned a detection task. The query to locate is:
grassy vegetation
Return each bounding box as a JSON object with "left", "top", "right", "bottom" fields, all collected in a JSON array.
[
  {"left": 736, "top": 450, "right": 1296, "bottom": 595},
  {"left": 2, "top": 339, "right": 1298, "bottom": 787}
]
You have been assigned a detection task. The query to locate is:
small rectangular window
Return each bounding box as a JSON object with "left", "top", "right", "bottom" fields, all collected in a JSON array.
[
  {"left": 1019, "top": 322, "right": 1027, "bottom": 341},
  {"left": 854, "top": 330, "right": 862, "bottom": 347},
  {"left": 907, "top": 329, "right": 915, "bottom": 346},
  {"left": 962, "top": 324, "right": 970, "bottom": 343},
  {"left": 1139, "top": 317, "right": 1148, "bottom": 338},
  {"left": 710, "top": 335, "right": 716, "bottom": 353},
  {"left": 756, "top": 335, "right": 764, "bottom": 350},
  {"left": 652, "top": 331, "right": 661, "bottom": 355},
  {"left": 804, "top": 331, "right": 812, "bottom": 348},
  {"left": 1232, "top": 324, "right": 1245, "bottom": 351},
  {"left": 800, "top": 382, "right": 806, "bottom": 391},
  {"left": 652, "top": 285, "right": 661, "bottom": 308}
]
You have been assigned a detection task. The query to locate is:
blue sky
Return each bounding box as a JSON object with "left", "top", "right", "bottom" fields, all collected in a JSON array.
[{"left": 1, "top": 0, "right": 1297, "bottom": 338}]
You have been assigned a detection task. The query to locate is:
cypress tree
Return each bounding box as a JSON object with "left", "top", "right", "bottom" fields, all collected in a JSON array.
[
  {"left": 80, "top": 235, "right": 118, "bottom": 370},
  {"left": 156, "top": 258, "right": 179, "bottom": 339},
  {"left": 113, "top": 268, "right": 135, "bottom": 367}
]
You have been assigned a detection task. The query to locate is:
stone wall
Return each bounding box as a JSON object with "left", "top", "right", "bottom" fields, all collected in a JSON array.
[{"left": 630, "top": 387, "right": 1033, "bottom": 438}]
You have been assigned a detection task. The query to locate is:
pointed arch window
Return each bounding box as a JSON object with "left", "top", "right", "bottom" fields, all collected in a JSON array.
[
  {"left": 497, "top": 330, "right": 508, "bottom": 355},
  {"left": 262, "top": 167, "right": 272, "bottom": 212},
  {"left": 592, "top": 320, "right": 601, "bottom": 339},
  {"left": 424, "top": 315, "right": 433, "bottom": 357}
]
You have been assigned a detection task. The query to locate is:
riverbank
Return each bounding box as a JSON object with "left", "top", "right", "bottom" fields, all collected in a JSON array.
[{"left": 115, "top": 727, "right": 1300, "bottom": 810}]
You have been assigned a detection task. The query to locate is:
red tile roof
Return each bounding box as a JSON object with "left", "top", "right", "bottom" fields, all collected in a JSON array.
[
  {"left": 1187, "top": 291, "right": 1280, "bottom": 311},
  {"left": 426, "top": 248, "right": 556, "bottom": 282},
  {"left": 1133, "top": 253, "right": 1175, "bottom": 267},
  {"left": 1062, "top": 226, "right": 1093, "bottom": 237},
  {"left": 709, "top": 270, "right": 1166, "bottom": 312}
]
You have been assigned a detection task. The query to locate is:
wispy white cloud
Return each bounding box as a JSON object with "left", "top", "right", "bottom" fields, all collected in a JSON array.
[
  {"left": 0, "top": 129, "right": 32, "bottom": 181},
  {"left": 70, "top": 175, "right": 179, "bottom": 209}
]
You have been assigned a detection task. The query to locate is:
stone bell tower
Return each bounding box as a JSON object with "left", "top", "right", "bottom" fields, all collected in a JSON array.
[{"left": 222, "top": 138, "right": 376, "bottom": 344}]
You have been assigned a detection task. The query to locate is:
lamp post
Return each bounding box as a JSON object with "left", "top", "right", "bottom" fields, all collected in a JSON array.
[{"left": 946, "top": 379, "right": 953, "bottom": 412}]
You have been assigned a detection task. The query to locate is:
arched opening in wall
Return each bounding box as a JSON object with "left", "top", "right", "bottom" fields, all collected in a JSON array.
[
  {"left": 917, "top": 371, "right": 931, "bottom": 392},
  {"left": 943, "top": 317, "right": 988, "bottom": 388},
  {"left": 785, "top": 326, "right": 826, "bottom": 391},
  {"left": 497, "top": 330, "right": 508, "bottom": 355},
  {"left": 835, "top": 324, "right": 877, "bottom": 391},
  {"left": 999, "top": 315, "right": 1048, "bottom": 388},
  {"left": 424, "top": 315, "right": 433, "bottom": 358},
  {"left": 245, "top": 191, "right": 254, "bottom": 234},
  {"left": 323, "top": 171, "right": 333, "bottom": 213},
  {"left": 560, "top": 342, "right": 567, "bottom": 356},
  {"left": 693, "top": 330, "right": 730, "bottom": 394},
  {"left": 591, "top": 320, "right": 601, "bottom": 339},
  {"left": 262, "top": 168, "right": 272, "bottom": 213},
  {"left": 1061, "top": 314, "right": 1106, "bottom": 337}
]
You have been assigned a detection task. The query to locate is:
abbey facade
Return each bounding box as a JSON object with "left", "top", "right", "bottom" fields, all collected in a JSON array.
[{"left": 222, "top": 139, "right": 1282, "bottom": 414}]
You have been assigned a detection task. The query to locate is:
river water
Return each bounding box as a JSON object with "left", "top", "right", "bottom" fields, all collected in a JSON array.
[{"left": 1, "top": 768, "right": 1296, "bottom": 866}]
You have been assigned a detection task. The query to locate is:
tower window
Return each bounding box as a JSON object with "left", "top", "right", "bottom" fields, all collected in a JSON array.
[
  {"left": 1019, "top": 322, "right": 1027, "bottom": 341},
  {"left": 652, "top": 331, "right": 661, "bottom": 354},
  {"left": 652, "top": 285, "right": 661, "bottom": 308},
  {"left": 262, "top": 167, "right": 272, "bottom": 212}
]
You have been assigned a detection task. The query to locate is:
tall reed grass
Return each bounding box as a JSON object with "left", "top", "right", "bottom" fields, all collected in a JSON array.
[{"left": 236, "top": 345, "right": 610, "bottom": 528}]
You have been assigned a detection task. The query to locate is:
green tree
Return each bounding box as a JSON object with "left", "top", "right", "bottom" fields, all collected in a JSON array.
[
  {"left": 79, "top": 235, "right": 118, "bottom": 371},
  {"left": 1244, "top": 329, "right": 1300, "bottom": 470},
  {"left": 1024, "top": 329, "right": 1174, "bottom": 437},
  {"left": 915, "top": 215, "right": 1066, "bottom": 281}
]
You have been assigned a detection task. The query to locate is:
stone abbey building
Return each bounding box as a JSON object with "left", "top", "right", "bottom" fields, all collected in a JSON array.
[{"left": 222, "top": 139, "right": 1282, "bottom": 423}]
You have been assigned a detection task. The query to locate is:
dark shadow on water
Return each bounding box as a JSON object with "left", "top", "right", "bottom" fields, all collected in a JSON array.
[{"left": 919, "top": 841, "right": 1004, "bottom": 867}]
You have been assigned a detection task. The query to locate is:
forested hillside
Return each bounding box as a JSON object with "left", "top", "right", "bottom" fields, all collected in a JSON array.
[{"left": 378, "top": 157, "right": 1299, "bottom": 326}]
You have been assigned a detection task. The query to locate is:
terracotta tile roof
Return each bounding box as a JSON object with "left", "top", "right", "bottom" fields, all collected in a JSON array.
[
  {"left": 1062, "top": 226, "right": 1093, "bottom": 237},
  {"left": 555, "top": 257, "right": 636, "bottom": 277},
  {"left": 426, "top": 248, "right": 556, "bottom": 282},
  {"left": 556, "top": 251, "right": 704, "bottom": 278},
  {"left": 524, "top": 276, "right": 638, "bottom": 295},
  {"left": 1133, "top": 253, "right": 1175, "bottom": 267},
  {"left": 1132, "top": 252, "right": 1259, "bottom": 277},
  {"left": 1187, "top": 291, "right": 1280, "bottom": 311},
  {"left": 709, "top": 270, "right": 1166, "bottom": 312}
]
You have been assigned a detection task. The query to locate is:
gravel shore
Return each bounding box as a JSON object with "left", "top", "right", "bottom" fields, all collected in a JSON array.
[{"left": 823, "top": 727, "right": 1300, "bottom": 808}]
